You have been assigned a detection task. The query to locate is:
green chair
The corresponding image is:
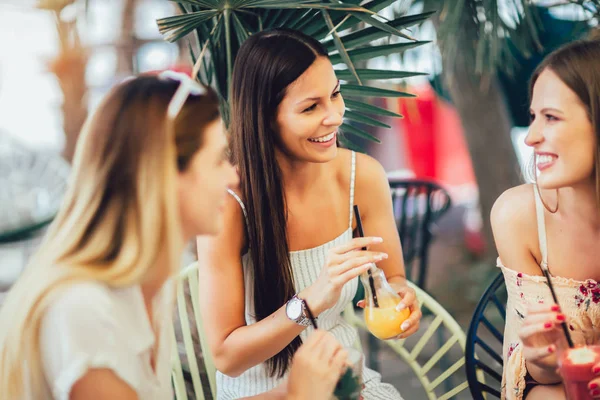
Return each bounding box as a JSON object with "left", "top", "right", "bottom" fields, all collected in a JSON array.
[
  {"left": 171, "top": 262, "right": 216, "bottom": 400},
  {"left": 172, "top": 263, "right": 469, "bottom": 400},
  {"left": 343, "top": 280, "right": 469, "bottom": 400}
]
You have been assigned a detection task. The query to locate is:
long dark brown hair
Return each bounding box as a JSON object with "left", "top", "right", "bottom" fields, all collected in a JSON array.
[
  {"left": 229, "top": 28, "right": 328, "bottom": 377},
  {"left": 529, "top": 35, "right": 600, "bottom": 208}
]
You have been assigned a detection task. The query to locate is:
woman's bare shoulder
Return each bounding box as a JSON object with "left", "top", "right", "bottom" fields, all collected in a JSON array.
[
  {"left": 491, "top": 184, "right": 536, "bottom": 233},
  {"left": 491, "top": 184, "right": 542, "bottom": 274}
]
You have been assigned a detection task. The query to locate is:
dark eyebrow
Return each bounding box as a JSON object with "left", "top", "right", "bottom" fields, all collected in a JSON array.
[
  {"left": 531, "top": 107, "right": 564, "bottom": 114},
  {"left": 541, "top": 107, "right": 564, "bottom": 114},
  {"left": 296, "top": 80, "right": 341, "bottom": 105}
]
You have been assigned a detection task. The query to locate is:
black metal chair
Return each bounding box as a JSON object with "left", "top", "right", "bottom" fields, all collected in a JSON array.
[
  {"left": 389, "top": 179, "right": 452, "bottom": 289},
  {"left": 362, "top": 178, "right": 452, "bottom": 372},
  {"left": 465, "top": 272, "right": 507, "bottom": 400}
]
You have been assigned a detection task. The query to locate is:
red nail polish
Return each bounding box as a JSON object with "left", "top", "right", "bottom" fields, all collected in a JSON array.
[
  {"left": 547, "top": 346, "right": 554, "bottom": 353},
  {"left": 551, "top": 305, "right": 560, "bottom": 312},
  {"left": 544, "top": 322, "right": 553, "bottom": 329},
  {"left": 557, "top": 314, "right": 566, "bottom": 321},
  {"left": 592, "top": 389, "right": 600, "bottom": 396},
  {"left": 593, "top": 366, "right": 600, "bottom": 374},
  {"left": 590, "top": 383, "right": 599, "bottom": 390}
]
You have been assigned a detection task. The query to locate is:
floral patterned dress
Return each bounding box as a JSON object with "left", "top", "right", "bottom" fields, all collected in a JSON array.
[{"left": 498, "top": 185, "right": 600, "bottom": 399}]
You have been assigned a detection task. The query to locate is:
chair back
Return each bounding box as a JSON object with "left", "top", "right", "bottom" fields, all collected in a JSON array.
[
  {"left": 465, "top": 273, "right": 507, "bottom": 399},
  {"left": 344, "top": 280, "right": 469, "bottom": 400},
  {"left": 171, "top": 262, "right": 216, "bottom": 400},
  {"left": 389, "top": 179, "right": 451, "bottom": 289}
]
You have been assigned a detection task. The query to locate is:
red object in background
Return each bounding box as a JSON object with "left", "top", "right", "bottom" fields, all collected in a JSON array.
[
  {"left": 395, "top": 84, "right": 476, "bottom": 188},
  {"left": 398, "top": 86, "right": 436, "bottom": 178},
  {"left": 393, "top": 85, "right": 484, "bottom": 256}
]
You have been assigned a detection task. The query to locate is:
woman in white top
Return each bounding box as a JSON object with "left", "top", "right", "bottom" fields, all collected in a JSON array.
[
  {"left": 198, "top": 28, "right": 422, "bottom": 399},
  {"left": 0, "top": 72, "right": 349, "bottom": 400}
]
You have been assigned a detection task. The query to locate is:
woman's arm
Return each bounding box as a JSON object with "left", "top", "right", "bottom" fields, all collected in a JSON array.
[
  {"left": 70, "top": 370, "right": 138, "bottom": 400},
  {"left": 197, "top": 195, "right": 306, "bottom": 377},
  {"left": 353, "top": 153, "right": 421, "bottom": 337},
  {"left": 353, "top": 153, "right": 405, "bottom": 281},
  {"left": 197, "top": 192, "right": 378, "bottom": 377}
]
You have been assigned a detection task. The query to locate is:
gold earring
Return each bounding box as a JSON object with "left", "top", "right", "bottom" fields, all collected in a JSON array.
[
  {"left": 538, "top": 185, "right": 559, "bottom": 214},
  {"left": 533, "top": 153, "right": 559, "bottom": 213}
]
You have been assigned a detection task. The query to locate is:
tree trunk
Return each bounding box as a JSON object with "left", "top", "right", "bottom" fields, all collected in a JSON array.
[
  {"left": 117, "top": 0, "right": 137, "bottom": 75},
  {"left": 433, "top": 14, "right": 522, "bottom": 259}
]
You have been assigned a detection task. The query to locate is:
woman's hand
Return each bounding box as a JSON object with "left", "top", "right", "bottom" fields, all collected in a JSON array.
[
  {"left": 301, "top": 237, "right": 388, "bottom": 315},
  {"left": 519, "top": 303, "right": 566, "bottom": 381},
  {"left": 287, "top": 330, "right": 348, "bottom": 400},
  {"left": 356, "top": 281, "right": 422, "bottom": 339},
  {"left": 588, "top": 362, "right": 600, "bottom": 398},
  {"left": 391, "top": 283, "right": 421, "bottom": 338}
]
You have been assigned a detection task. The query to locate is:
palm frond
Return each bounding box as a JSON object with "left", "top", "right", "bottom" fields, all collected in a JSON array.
[
  {"left": 157, "top": 0, "right": 430, "bottom": 143},
  {"left": 335, "top": 69, "right": 427, "bottom": 81},
  {"left": 329, "top": 41, "right": 430, "bottom": 65},
  {"left": 344, "top": 98, "right": 403, "bottom": 118}
]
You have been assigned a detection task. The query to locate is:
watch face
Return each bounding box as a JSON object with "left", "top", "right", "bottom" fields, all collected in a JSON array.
[{"left": 287, "top": 298, "right": 303, "bottom": 320}]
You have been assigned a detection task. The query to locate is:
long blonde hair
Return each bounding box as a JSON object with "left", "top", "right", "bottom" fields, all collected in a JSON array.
[{"left": 0, "top": 75, "right": 219, "bottom": 398}]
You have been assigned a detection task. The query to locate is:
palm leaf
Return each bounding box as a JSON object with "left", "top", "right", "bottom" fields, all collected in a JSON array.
[
  {"left": 344, "top": 111, "right": 391, "bottom": 129},
  {"left": 292, "top": 10, "right": 322, "bottom": 31},
  {"left": 335, "top": 69, "right": 428, "bottom": 81},
  {"left": 160, "top": 0, "right": 429, "bottom": 144},
  {"left": 231, "top": 12, "right": 251, "bottom": 44},
  {"left": 341, "top": 84, "right": 416, "bottom": 98},
  {"left": 340, "top": 123, "right": 381, "bottom": 143},
  {"left": 338, "top": 134, "right": 363, "bottom": 152},
  {"left": 322, "top": 10, "right": 361, "bottom": 84},
  {"left": 345, "top": 10, "right": 415, "bottom": 41},
  {"left": 344, "top": 98, "right": 402, "bottom": 118},
  {"left": 425, "top": 0, "right": 553, "bottom": 76},
  {"left": 168, "top": 0, "right": 221, "bottom": 7},
  {"left": 158, "top": 10, "right": 219, "bottom": 42},
  {"left": 322, "top": 11, "right": 435, "bottom": 51},
  {"left": 247, "top": 3, "right": 370, "bottom": 12},
  {"left": 329, "top": 41, "right": 430, "bottom": 64},
  {"left": 307, "top": 0, "right": 396, "bottom": 38}
]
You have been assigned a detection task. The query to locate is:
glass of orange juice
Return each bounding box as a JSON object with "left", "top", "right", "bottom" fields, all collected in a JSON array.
[{"left": 361, "top": 266, "right": 411, "bottom": 340}]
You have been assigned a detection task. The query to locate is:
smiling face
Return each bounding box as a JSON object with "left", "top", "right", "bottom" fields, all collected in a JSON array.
[
  {"left": 275, "top": 56, "right": 345, "bottom": 163},
  {"left": 527, "top": 68, "right": 597, "bottom": 189}
]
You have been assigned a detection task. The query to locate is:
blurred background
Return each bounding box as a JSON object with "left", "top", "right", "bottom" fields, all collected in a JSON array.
[{"left": 1, "top": 1, "right": 598, "bottom": 398}]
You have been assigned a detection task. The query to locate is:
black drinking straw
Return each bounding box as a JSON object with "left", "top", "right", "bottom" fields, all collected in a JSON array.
[
  {"left": 541, "top": 267, "right": 574, "bottom": 348},
  {"left": 353, "top": 205, "right": 379, "bottom": 308},
  {"left": 303, "top": 301, "right": 319, "bottom": 329}
]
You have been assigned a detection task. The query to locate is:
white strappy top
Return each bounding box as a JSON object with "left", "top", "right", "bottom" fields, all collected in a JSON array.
[{"left": 217, "top": 151, "right": 403, "bottom": 400}]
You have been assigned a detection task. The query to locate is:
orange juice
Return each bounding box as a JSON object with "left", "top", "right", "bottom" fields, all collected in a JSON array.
[{"left": 364, "top": 301, "right": 411, "bottom": 340}]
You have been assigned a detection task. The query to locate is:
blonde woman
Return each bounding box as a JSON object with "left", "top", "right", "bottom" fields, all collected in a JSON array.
[{"left": 0, "top": 73, "right": 348, "bottom": 400}]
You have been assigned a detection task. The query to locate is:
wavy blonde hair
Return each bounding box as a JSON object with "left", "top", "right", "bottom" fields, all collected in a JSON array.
[{"left": 0, "top": 75, "right": 219, "bottom": 398}]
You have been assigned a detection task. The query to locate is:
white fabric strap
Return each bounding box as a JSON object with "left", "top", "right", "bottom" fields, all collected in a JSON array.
[
  {"left": 348, "top": 151, "right": 356, "bottom": 228},
  {"left": 227, "top": 189, "right": 249, "bottom": 228},
  {"left": 533, "top": 184, "right": 549, "bottom": 268}
]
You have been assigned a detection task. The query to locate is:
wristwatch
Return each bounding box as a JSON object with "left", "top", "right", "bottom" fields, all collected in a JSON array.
[{"left": 286, "top": 294, "right": 314, "bottom": 327}]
